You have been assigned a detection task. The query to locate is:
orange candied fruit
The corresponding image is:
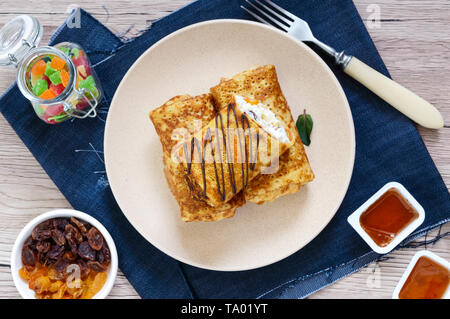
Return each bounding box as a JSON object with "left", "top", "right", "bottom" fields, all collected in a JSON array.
[
  {"left": 40, "top": 89, "right": 57, "bottom": 100},
  {"left": 30, "top": 276, "right": 51, "bottom": 294},
  {"left": 19, "top": 264, "right": 108, "bottom": 299},
  {"left": 18, "top": 267, "right": 31, "bottom": 281},
  {"left": 30, "top": 60, "right": 47, "bottom": 76},
  {"left": 81, "top": 272, "right": 107, "bottom": 299},
  {"left": 60, "top": 69, "right": 70, "bottom": 87},
  {"left": 50, "top": 56, "right": 66, "bottom": 71}
]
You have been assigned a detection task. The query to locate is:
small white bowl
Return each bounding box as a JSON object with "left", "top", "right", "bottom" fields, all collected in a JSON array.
[
  {"left": 347, "top": 182, "right": 425, "bottom": 254},
  {"left": 11, "top": 209, "right": 118, "bottom": 299},
  {"left": 392, "top": 250, "right": 450, "bottom": 299}
]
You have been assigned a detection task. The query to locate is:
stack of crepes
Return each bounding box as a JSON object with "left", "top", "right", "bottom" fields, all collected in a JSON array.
[{"left": 149, "top": 65, "right": 314, "bottom": 222}]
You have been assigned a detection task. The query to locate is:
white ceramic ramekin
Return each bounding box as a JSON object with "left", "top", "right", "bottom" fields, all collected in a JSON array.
[
  {"left": 347, "top": 182, "right": 425, "bottom": 254},
  {"left": 11, "top": 209, "right": 118, "bottom": 299},
  {"left": 392, "top": 250, "right": 450, "bottom": 299}
]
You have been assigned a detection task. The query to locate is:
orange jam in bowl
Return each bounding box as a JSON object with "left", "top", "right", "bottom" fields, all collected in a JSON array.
[
  {"left": 359, "top": 188, "right": 419, "bottom": 247},
  {"left": 399, "top": 256, "right": 450, "bottom": 299}
]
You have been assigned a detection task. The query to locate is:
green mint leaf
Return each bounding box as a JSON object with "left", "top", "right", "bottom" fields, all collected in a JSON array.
[{"left": 296, "top": 110, "right": 313, "bottom": 146}]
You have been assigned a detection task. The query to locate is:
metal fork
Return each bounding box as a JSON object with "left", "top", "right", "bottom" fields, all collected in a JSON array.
[{"left": 241, "top": 0, "right": 443, "bottom": 129}]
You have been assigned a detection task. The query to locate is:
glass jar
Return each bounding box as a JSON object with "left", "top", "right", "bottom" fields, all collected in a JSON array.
[{"left": 0, "top": 15, "right": 102, "bottom": 124}]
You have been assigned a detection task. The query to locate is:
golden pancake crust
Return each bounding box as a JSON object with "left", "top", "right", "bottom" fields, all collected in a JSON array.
[
  {"left": 182, "top": 97, "right": 294, "bottom": 207},
  {"left": 210, "top": 65, "right": 314, "bottom": 204},
  {"left": 150, "top": 94, "right": 245, "bottom": 222}
]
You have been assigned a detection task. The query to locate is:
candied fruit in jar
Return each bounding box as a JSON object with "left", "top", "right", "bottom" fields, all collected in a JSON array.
[
  {"left": 30, "top": 60, "right": 46, "bottom": 76},
  {"left": 60, "top": 69, "right": 69, "bottom": 87},
  {"left": 25, "top": 53, "right": 97, "bottom": 125},
  {"left": 32, "top": 79, "right": 48, "bottom": 96},
  {"left": 1, "top": 16, "right": 102, "bottom": 125},
  {"left": 49, "top": 56, "right": 66, "bottom": 71},
  {"left": 40, "top": 89, "right": 56, "bottom": 100},
  {"left": 48, "top": 71, "right": 62, "bottom": 85}
]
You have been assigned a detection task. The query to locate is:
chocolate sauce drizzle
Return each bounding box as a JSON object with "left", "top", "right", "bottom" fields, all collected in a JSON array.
[{"left": 184, "top": 103, "right": 260, "bottom": 202}]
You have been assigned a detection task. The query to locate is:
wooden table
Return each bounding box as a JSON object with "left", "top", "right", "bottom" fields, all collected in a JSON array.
[{"left": 0, "top": 0, "right": 448, "bottom": 299}]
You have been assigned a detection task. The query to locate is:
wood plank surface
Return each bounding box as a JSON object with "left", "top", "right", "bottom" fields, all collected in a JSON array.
[{"left": 0, "top": 0, "right": 448, "bottom": 299}]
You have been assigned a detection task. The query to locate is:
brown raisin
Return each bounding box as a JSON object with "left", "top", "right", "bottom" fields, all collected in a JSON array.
[
  {"left": 46, "top": 244, "right": 65, "bottom": 260},
  {"left": 23, "top": 235, "right": 34, "bottom": 248},
  {"left": 52, "top": 218, "right": 69, "bottom": 232},
  {"left": 36, "top": 241, "right": 51, "bottom": 254},
  {"left": 65, "top": 230, "right": 77, "bottom": 248},
  {"left": 38, "top": 252, "right": 47, "bottom": 265},
  {"left": 87, "top": 227, "right": 103, "bottom": 251},
  {"left": 87, "top": 261, "right": 107, "bottom": 272},
  {"left": 31, "top": 229, "right": 51, "bottom": 241},
  {"left": 51, "top": 229, "right": 65, "bottom": 246},
  {"left": 21, "top": 246, "right": 35, "bottom": 266},
  {"left": 62, "top": 251, "right": 77, "bottom": 262},
  {"left": 78, "top": 241, "right": 96, "bottom": 261},
  {"left": 77, "top": 259, "right": 90, "bottom": 279},
  {"left": 65, "top": 224, "right": 83, "bottom": 243},
  {"left": 70, "top": 217, "right": 88, "bottom": 234},
  {"left": 70, "top": 243, "right": 78, "bottom": 256},
  {"left": 98, "top": 245, "right": 111, "bottom": 265},
  {"left": 97, "top": 251, "right": 105, "bottom": 264},
  {"left": 53, "top": 258, "right": 68, "bottom": 273},
  {"left": 31, "top": 221, "right": 52, "bottom": 241}
]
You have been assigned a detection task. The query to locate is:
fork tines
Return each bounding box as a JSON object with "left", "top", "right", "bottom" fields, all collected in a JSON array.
[{"left": 241, "top": 0, "right": 296, "bottom": 31}]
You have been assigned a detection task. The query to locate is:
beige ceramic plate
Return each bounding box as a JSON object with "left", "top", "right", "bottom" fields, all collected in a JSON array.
[{"left": 104, "top": 20, "right": 355, "bottom": 271}]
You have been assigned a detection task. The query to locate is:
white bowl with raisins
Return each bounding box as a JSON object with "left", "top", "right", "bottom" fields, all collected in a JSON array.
[{"left": 11, "top": 209, "right": 118, "bottom": 299}]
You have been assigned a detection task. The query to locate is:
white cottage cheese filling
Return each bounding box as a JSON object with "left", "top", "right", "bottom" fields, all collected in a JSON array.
[{"left": 235, "top": 95, "right": 290, "bottom": 144}]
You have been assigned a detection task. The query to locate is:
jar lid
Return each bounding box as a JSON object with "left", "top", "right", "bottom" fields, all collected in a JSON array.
[{"left": 0, "top": 15, "right": 43, "bottom": 67}]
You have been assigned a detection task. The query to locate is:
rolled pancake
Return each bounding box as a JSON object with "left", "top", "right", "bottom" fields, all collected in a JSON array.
[
  {"left": 210, "top": 65, "right": 314, "bottom": 204},
  {"left": 149, "top": 94, "right": 245, "bottom": 222},
  {"left": 181, "top": 96, "right": 295, "bottom": 207}
]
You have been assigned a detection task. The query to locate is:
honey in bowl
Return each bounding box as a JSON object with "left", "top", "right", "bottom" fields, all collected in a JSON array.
[
  {"left": 359, "top": 188, "right": 419, "bottom": 247},
  {"left": 399, "top": 256, "right": 450, "bottom": 299}
]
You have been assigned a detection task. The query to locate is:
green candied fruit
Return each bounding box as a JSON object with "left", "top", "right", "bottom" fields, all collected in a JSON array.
[
  {"left": 89, "top": 86, "right": 99, "bottom": 98},
  {"left": 32, "top": 79, "right": 48, "bottom": 96},
  {"left": 44, "top": 62, "right": 57, "bottom": 77},
  {"left": 34, "top": 104, "right": 46, "bottom": 117},
  {"left": 78, "top": 75, "right": 99, "bottom": 98},
  {"left": 71, "top": 48, "right": 80, "bottom": 59},
  {"left": 83, "top": 75, "right": 95, "bottom": 87},
  {"left": 57, "top": 46, "right": 70, "bottom": 56},
  {"left": 47, "top": 113, "right": 70, "bottom": 123},
  {"left": 49, "top": 71, "right": 62, "bottom": 85}
]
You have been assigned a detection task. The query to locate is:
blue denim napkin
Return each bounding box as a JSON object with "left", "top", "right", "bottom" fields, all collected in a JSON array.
[{"left": 1, "top": 0, "right": 449, "bottom": 298}]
